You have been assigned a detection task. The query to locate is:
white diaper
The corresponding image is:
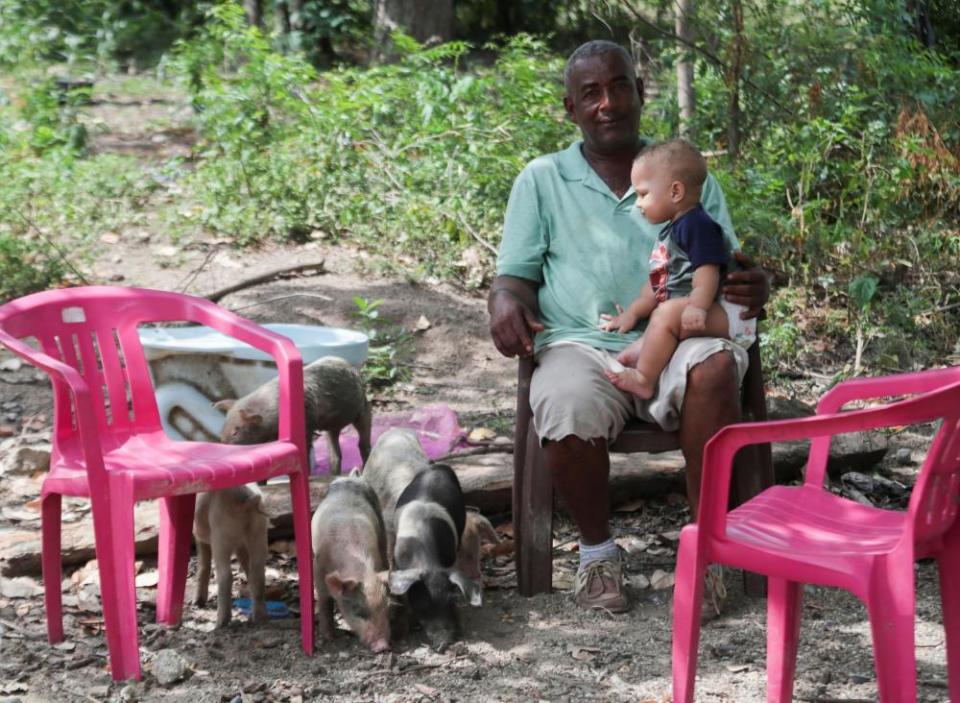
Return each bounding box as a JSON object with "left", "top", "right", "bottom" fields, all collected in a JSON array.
[{"left": 719, "top": 299, "right": 757, "bottom": 349}]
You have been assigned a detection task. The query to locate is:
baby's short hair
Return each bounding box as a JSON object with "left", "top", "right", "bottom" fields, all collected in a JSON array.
[{"left": 634, "top": 138, "right": 707, "bottom": 190}]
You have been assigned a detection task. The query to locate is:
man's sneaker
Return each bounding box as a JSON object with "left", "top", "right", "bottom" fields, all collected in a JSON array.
[
  {"left": 574, "top": 558, "right": 630, "bottom": 613},
  {"left": 701, "top": 564, "right": 727, "bottom": 621}
]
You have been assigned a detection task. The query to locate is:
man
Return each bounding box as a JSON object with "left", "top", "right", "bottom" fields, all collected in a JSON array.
[{"left": 488, "top": 40, "right": 769, "bottom": 612}]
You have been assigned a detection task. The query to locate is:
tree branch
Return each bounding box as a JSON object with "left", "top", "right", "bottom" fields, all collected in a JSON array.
[{"left": 620, "top": 0, "right": 795, "bottom": 119}]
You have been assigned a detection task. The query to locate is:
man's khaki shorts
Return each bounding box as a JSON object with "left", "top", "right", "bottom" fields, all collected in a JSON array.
[{"left": 530, "top": 338, "right": 749, "bottom": 443}]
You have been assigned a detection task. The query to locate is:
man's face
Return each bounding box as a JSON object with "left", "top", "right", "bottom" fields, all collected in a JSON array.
[
  {"left": 631, "top": 159, "right": 676, "bottom": 225},
  {"left": 563, "top": 51, "right": 643, "bottom": 156}
]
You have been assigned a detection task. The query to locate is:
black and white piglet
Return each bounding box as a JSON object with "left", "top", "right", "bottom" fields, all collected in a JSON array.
[{"left": 363, "top": 428, "right": 473, "bottom": 647}]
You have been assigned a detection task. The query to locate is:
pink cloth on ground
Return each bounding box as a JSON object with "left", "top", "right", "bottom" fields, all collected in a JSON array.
[{"left": 310, "top": 404, "right": 469, "bottom": 475}]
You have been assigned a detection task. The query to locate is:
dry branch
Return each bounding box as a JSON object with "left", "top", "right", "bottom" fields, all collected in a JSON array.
[{"left": 205, "top": 260, "right": 327, "bottom": 302}]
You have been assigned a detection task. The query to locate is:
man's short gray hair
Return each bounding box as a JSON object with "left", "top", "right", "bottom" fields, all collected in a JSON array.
[{"left": 564, "top": 40, "right": 636, "bottom": 96}]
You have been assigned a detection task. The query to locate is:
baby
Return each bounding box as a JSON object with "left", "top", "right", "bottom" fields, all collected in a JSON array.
[{"left": 600, "top": 139, "right": 751, "bottom": 398}]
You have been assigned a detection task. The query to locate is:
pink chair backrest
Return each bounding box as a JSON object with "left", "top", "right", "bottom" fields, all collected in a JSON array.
[
  {"left": 910, "top": 410, "right": 960, "bottom": 543},
  {"left": 0, "top": 287, "right": 173, "bottom": 454}
]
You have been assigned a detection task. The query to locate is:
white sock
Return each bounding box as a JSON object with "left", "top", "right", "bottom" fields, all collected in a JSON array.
[{"left": 578, "top": 537, "right": 619, "bottom": 572}]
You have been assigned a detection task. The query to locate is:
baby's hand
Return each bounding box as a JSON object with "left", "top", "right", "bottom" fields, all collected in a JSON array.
[
  {"left": 681, "top": 305, "right": 707, "bottom": 333},
  {"left": 599, "top": 305, "right": 636, "bottom": 334}
]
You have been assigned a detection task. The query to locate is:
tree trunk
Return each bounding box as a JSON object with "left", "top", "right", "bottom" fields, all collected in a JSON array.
[
  {"left": 373, "top": 0, "right": 454, "bottom": 61},
  {"left": 907, "top": 0, "right": 935, "bottom": 47},
  {"left": 726, "top": 0, "right": 745, "bottom": 160},
  {"left": 674, "top": 0, "right": 696, "bottom": 140},
  {"left": 276, "top": 1, "right": 291, "bottom": 36},
  {"left": 244, "top": 0, "right": 263, "bottom": 30}
]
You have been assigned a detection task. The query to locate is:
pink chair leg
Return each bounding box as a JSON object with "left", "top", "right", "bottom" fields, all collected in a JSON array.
[
  {"left": 672, "top": 527, "right": 707, "bottom": 703},
  {"left": 289, "top": 469, "right": 314, "bottom": 655},
  {"left": 767, "top": 577, "right": 803, "bottom": 703},
  {"left": 41, "top": 492, "right": 64, "bottom": 644},
  {"left": 156, "top": 493, "right": 197, "bottom": 626},
  {"left": 937, "top": 533, "right": 960, "bottom": 702},
  {"left": 867, "top": 563, "right": 917, "bottom": 703},
  {"left": 90, "top": 483, "right": 141, "bottom": 681}
]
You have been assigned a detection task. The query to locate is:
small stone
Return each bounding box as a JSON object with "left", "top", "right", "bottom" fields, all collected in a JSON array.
[
  {"left": 152, "top": 648, "right": 190, "bottom": 686},
  {"left": 896, "top": 447, "right": 913, "bottom": 465},
  {"left": 0, "top": 577, "right": 44, "bottom": 599},
  {"left": 0, "top": 425, "right": 15, "bottom": 437},
  {"left": 849, "top": 673, "right": 870, "bottom": 685},
  {"left": 88, "top": 685, "right": 110, "bottom": 698},
  {"left": 119, "top": 682, "right": 143, "bottom": 701},
  {"left": 1, "top": 444, "right": 51, "bottom": 476}
]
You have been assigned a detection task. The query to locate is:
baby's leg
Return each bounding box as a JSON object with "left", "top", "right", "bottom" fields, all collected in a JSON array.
[{"left": 604, "top": 298, "right": 687, "bottom": 399}]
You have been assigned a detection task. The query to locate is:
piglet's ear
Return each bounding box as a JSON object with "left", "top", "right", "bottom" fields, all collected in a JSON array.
[
  {"left": 448, "top": 569, "right": 482, "bottom": 607},
  {"left": 475, "top": 515, "right": 500, "bottom": 545},
  {"left": 238, "top": 408, "right": 263, "bottom": 425},
  {"left": 213, "top": 399, "right": 235, "bottom": 412},
  {"left": 326, "top": 572, "right": 360, "bottom": 597},
  {"left": 388, "top": 569, "right": 421, "bottom": 595}
]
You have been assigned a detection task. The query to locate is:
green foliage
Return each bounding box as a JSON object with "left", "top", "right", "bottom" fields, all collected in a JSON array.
[
  {"left": 0, "top": 0, "right": 203, "bottom": 69},
  {"left": 351, "top": 297, "right": 413, "bottom": 388},
  {"left": 0, "top": 233, "right": 68, "bottom": 302},
  {"left": 0, "top": 0, "right": 957, "bottom": 375},
  {"left": 170, "top": 17, "right": 572, "bottom": 274},
  {"left": 0, "top": 75, "right": 157, "bottom": 301}
]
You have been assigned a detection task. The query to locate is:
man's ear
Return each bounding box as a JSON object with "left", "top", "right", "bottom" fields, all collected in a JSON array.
[
  {"left": 670, "top": 180, "right": 686, "bottom": 203},
  {"left": 563, "top": 95, "right": 577, "bottom": 124}
]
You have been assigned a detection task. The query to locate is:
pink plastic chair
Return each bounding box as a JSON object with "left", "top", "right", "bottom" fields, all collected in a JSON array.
[
  {"left": 672, "top": 367, "right": 960, "bottom": 703},
  {"left": 0, "top": 286, "right": 315, "bottom": 681}
]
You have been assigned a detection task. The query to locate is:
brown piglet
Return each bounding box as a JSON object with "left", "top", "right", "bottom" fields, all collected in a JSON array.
[
  {"left": 193, "top": 484, "right": 269, "bottom": 627},
  {"left": 215, "top": 356, "right": 372, "bottom": 475},
  {"left": 311, "top": 476, "right": 391, "bottom": 652}
]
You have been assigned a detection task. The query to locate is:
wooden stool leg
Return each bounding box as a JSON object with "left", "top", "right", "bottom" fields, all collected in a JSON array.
[
  {"left": 734, "top": 339, "right": 774, "bottom": 597},
  {"left": 515, "top": 419, "right": 553, "bottom": 596}
]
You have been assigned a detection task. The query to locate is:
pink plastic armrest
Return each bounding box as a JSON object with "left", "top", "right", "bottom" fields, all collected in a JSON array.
[
  {"left": 816, "top": 367, "right": 960, "bottom": 415},
  {"left": 168, "top": 295, "right": 306, "bottom": 450},
  {"left": 127, "top": 292, "right": 305, "bottom": 453},
  {"left": 805, "top": 368, "right": 960, "bottom": 487},
  {"left": 697, "top": 378, "right": 960, "bottom": 539}
]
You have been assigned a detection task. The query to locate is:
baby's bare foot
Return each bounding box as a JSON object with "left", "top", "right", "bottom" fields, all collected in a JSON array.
[{"left": 603, "top": 367, "right": 654, "bottom": 399}]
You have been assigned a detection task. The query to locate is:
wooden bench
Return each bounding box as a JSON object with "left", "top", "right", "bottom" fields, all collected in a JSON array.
[{"left": 511, "top": 339, "right": 774, "bottom": 597}]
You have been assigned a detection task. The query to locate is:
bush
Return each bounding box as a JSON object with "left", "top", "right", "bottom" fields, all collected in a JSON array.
[{"left": 169, "top": 9, "right": 572, "bottom": 282}]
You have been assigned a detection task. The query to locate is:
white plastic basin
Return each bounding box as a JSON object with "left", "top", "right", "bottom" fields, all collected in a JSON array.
[{"left": 139, "top": 323, "right": 368, "bottom": 367}]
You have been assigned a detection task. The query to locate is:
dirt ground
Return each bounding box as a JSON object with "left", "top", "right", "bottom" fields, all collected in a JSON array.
[{"left": 0, "top": 81, "right": 954, "bottom": 702}]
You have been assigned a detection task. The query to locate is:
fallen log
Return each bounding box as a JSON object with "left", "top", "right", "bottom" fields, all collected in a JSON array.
[{"left": 0, "top": 431, "right": 887, "bottom": 577}]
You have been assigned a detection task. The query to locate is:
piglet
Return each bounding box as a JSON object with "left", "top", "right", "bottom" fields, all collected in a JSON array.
[
  {"left": 364, "top": 429, "right": 473, "bottom": 647},
  {"left": 455, "top": 510, "right": 501, "bottom": 606},
  {"left": 311, "top": 476, "right": 391, "bottom": 652},
  {"left": 193, "top": 484, "right": 269, "bottom": 627},
  {"left": 215, "top": 356, "right": 372, "bottom": 475}
]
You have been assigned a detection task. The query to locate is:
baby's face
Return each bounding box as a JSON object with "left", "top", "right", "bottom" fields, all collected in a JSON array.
[{"left": 631, "top": 160, "right": 675, "bottom": 225}]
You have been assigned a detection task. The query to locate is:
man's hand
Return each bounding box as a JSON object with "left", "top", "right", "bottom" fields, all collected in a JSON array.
[
  {"left": 723, "top": 251, "right": 769, "bottom": 319},
  {"left": 599, "top": 305, "right": 638, "bottom": 334},
  {"left": 489, "top": 287, "right": 544, "bottom": 358},
  {"left": 681, "top": 305, "right": 707, "bottom": 333}
]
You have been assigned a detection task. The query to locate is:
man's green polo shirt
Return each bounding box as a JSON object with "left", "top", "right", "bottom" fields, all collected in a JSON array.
[{"left": 496, "top": 139, "right": 739, "bottom": 353}]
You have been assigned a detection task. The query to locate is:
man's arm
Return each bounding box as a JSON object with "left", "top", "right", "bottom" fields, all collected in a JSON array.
[{"left": 488, "top": 275, "right": 544, "bottom": 358}]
